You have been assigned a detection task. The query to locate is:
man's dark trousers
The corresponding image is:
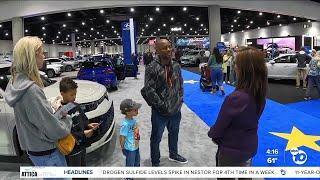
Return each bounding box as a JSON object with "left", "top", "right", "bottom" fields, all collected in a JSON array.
[{"left": 150, "top": 108, "right": 181, "bottom": 165}]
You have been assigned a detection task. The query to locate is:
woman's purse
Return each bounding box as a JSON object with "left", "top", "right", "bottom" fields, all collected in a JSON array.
[{"left": 56, "top": 133, "right": 76, "bottom": 155}]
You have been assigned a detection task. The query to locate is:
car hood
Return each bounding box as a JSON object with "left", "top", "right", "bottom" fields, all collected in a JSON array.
[
  {"left": 43, "top": 80, "right": 106, "bottom": 104},
  {"left": 47, "top": 64, "right": 63, "bottom": 69},
  {"left": 181, "top": 55, "right": 194, "bottom": 59}
]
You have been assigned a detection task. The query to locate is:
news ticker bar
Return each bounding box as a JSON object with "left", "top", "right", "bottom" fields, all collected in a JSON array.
[{"left": 20, "top": 167, "right": 320, "bottom": 178}]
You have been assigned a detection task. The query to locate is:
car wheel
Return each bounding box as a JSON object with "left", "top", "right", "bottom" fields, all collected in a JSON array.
[
  {"left": 65, "top": 65, "right": 72, "bottom": 72},
  {"left": 47, "top": 69, "right": 55, "bottom": 78}
]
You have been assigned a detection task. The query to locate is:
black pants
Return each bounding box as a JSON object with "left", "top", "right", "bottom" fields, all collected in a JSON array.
[
  {"left": 223, "top": 66, "right": 231, "bottom": 82},
  {"left": 216, "top": 148, "right": 252, "bottom": 180},
  {"left": 66, "top": 150, "right": 88, "bottom": 180}
]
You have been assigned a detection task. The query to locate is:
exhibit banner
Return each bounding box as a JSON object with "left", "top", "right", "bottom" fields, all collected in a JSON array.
[
  {"left": 121, "top": 19, "right": 136, "bottom": 64},
  {"left": 257, "top": 37, "right": 296, "bottom": 51}
]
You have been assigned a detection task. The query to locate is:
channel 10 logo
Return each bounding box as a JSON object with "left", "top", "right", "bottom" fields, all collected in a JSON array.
[{"left": 290, "top": 148, "right": 308, "bottom": 165}]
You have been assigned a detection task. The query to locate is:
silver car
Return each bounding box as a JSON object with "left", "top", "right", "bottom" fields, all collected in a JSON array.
[
  {"left": 45, "top": 58, "right": 79, "bottom": 72},
  {"left": 267, "top": 54, "right": 309, "bottom": 80}
]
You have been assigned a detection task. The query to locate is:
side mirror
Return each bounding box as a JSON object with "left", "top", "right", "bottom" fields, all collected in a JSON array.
[{"left": 270, "top": 60, "right": 276, "bottom": 64}]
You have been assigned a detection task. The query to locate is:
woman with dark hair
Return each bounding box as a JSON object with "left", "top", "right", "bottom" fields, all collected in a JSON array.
[
  {"left": 207, "top": 47, "right": 225, "bottom": 95},
  {"left": 208, "top": 47, "right": 267, "bottom": 179}
]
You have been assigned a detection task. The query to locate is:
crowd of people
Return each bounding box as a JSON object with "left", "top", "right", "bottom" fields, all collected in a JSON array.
[{"left": 3, "top": 36, "right": 320, "bottom": 180}]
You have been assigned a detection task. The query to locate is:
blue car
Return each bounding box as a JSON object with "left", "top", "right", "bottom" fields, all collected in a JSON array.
[{"left": 77, "top": 59, "right": 118, "bottom": 90}]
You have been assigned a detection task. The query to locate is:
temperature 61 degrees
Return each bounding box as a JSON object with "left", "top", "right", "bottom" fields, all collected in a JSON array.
[{"left": 267, "top": 157, "right": 278, "bottom": 164}]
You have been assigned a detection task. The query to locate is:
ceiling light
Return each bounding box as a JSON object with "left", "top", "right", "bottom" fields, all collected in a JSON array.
[
  {"left": 196, "top": 17, "right": 200, "bottom": 21},
  {"left": 259, "top": 12, "right": 263, "bottom": 16},
  {"left": 112, "top": 26, "right": 114, "bottom": 29},
  {"left": 82, "top": 22, "right": 85, "bottom": 26},
  {"left": 250, "top": 21, "right": 254, "bottom": 24},
  {"left": 52, "top": 40, "right": 55, "bottom": 42},
  {"left": 293, "top": 17, "right": 296, "bottom": 21},
  {"left": 91, "top": 27, "right": 94, "bottom": 31},
  {"left": 154, "top": 31, "right": 156, "bottom": 34},
  {"left": 42, "top": 27, "right": 46, "bottom": 30},
  {"left": 61, "top": 41, "right": 64, "bottom": 43},
  {"left": 57, "top": 31, "right": 61, "bottom": 34},
  {"left": 258, "top": 27, "right": 261, "bottom": 29},
  {"left": 242, "top": 30, "right": 244, "bottom": 32},
  {"left": 114, "top": 30, "right": 116, "bottom": 33},
  {"left": 130, "top": 8, "right": 135, "bottom": 12},
  {"left": 156, "top": 7, "right": 160, "bottom": 12},
  {"left": 190, "top": 28, "right": 193, "bottom": 30},
  {"left": 145, "top": 24, "right": 148, "bottom": 27},
  {"left": 67, "top": 13, "right": 71, "bottom": 17},
  {"left": 234, "top": 19, "right": 237, "bottom": 23},
  {"left": 75, "top": 29, "right": 78, "bottom": 32},
  {"left": 83, "top": 33, "right": 86, "bottom": 35},
  {"left": 0, "top": 24, "right": 2, "bottom": 28},
  {"left": 90, "top": 35, "right": 92, "bottom": 37},
  {"left": 56, "top": 36, "right": 59, "bottom": 38},
  {"left": 106, "top": 19, "right": 110, "bottom": 23},
  {"left": 231, "top": 29, "right": 233, "bottom": 31},
  {"left": 142, "top": 29, "right": 145, "bottom": 32},
  {"left": 277, "top": 15, "right": 281, "bottom": 18},
  {"left": 95, "top": 38, "right": 97, "bottom": 40},
  {"left": 279, "top": 24, "right": 282, "bottom": 26},
  {"left": 184, "top": 24, "right": 187, "bottom": 27},
  {"left": 231, "top": 25, "right": 234, "bottom": 28},
  {"left": 41, "top": 16, "right": 45, "bottom": 21},
  {"left": 171, "top": 17, "right": 174, "bottom": 21},
  {"left": 200, "top": 24, "right": 204, "bottom": 27},
  {"left": 77, "top": 37, "right": 79, "bottom": 39},
  {"left": 63, "top": 24, "right": 66, "bottom": 27},
  {"left": 308, "top": 20, "right": 311, "bottom": 23},
  {"left": 238, "top": 24, "right": 240, "bottom": 27},
  {"left": 102, "top": 34, "right": 104, "bottom": 37},
  {"left": 163, "top": 24, "right": 166, "bottom": 27},
  {"left": 237, "top": 10, "right": 241, "bottom": 14},
  {"left": 100, "top": 9, "right": 104, "bottom": 14},
  {"left": 229, "top": 32, "right": 231, "bottom": 34},
  {"left": 43, "top": 33, "right": 46, "bottom": 36},
  {"left": 195, "top": 31, "right": 197, "bottom": 33},
  {"left": 97, "top": 32, "right": 100, "bottom": 34},
  {"left": 67, "top": 34, "right": 70, "bottom": 37},
  {"left": 158, "top": 28, "right": 160, "bottom": 31},
  {"left": 183, "top": 7, "right": 187, "bottom": 11},
  {"left": 267, "top": 22, "right": 270, "bottom": 25},
  {"left": 247, "top": 25, "right": 250, "bottom": 29},
  {"left": 149, "top": 17, "right": 153, "bottom": 21},
  {"left": 5, "top": 33, "right": 8, "bottom": 36},
  {"left": 25, "top": 29, "right": 28, "bottom": 33}
]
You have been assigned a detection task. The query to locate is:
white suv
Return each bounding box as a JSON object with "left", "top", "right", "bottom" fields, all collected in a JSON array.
[
  {"left": 0, "top": 69, "right": 115, "bottom": 161},
  {"left": 45, "top": 58, "right": 79, "bottom": 72}
]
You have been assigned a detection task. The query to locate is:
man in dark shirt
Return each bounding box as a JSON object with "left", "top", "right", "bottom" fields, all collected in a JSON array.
[
  {"left": 141, "top": 39, "right": 187, "bottom": 166},
  {"left": 292, "top": 47, "right": 312, "bottom": 88}
]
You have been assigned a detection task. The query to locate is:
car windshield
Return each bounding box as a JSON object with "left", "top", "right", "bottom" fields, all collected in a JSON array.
[{"left": 82, "top": 60, "right": 113, "bottom": 68}]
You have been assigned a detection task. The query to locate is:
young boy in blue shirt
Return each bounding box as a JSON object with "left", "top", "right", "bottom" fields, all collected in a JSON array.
[{"left": 119, "top": 99, "right": 141, "bottom": 167}]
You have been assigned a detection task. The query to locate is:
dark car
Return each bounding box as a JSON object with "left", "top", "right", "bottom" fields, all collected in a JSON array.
[{"left": 77, "top": 59, "right": 118, "bottom": 90}]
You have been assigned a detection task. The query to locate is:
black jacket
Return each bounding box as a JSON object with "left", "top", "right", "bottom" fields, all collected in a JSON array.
[
  {"left": 141, "top": 59, "right": 183, "bottom": 116},
  {"left": 61, "top": 102, "right": 89, "bottom": 155},
  {"left": 293, "top": 51, "right": 311, "bottom": 68}
]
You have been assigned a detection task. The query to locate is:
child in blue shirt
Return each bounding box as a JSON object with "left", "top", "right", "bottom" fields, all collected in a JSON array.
[{"left": 119, "top": 99, "right": 142, "bottom": 167}]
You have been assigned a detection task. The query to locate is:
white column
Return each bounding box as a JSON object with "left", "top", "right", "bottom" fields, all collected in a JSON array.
[
  {"left": 71, "top": 33, "right": 76, "bottom": 57},
  {"left": 12, "top": 17, "right": 24, "bottom": 47},
  {"left": 208, "top": 5, "right": 221, "bottom": 49},
  {"left": 90, "top": 40, "right": 95, "bottom": 54}
]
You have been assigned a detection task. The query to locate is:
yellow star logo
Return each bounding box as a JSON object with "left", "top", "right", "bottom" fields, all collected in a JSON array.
[{"left": 270, "top": 126, "right": 320, "bottom": 152}]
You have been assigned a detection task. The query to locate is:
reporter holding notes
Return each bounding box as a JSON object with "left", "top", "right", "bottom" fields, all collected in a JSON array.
[{"left": 208, "top": 47, "right": 267, "bottom": 180}]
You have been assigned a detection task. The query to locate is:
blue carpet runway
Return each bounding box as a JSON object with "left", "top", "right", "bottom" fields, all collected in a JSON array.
[{"left": 182, "top": 70, "right": 320, "bottom": 168}]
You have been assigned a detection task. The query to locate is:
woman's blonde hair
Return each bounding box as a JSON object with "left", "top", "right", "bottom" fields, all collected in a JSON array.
[{"left": 11, "top": 36, "right": 44, "bottom": 87}]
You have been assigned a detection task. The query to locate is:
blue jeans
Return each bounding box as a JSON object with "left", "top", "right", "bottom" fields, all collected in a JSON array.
[
  {"left": 211, "top": 67, "right": 223, "bottom": 86},
  {"left": 150, "top": 109, "right": 181, "bottom": 165},
  {"left": 306, "top": 75, "right": 320, "bottom": 97},
  {"left": 28, "top": 149, "right": 69, "bottom": 180},
  {"left": 122, "top": 149, "right": 140, "bottom": 167}
]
